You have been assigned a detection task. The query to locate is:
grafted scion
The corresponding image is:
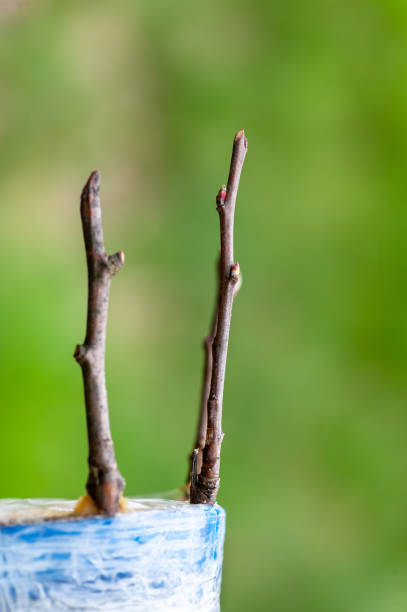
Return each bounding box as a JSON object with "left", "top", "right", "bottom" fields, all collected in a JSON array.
[
  {"left": 74, "top": 170, "right": 125, "bottom": 516},
  {"left": 190, "top": 131, "right": 247, "bottom": 505}
]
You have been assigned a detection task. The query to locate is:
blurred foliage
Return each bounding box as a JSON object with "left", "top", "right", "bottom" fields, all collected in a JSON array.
[{"left": 1, "top": 0, "right": 407, "bottom": 610}]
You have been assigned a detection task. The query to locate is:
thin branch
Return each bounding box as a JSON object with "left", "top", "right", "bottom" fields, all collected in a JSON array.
[
  {"left": 184, "top": 261, "right": 219, "bottom": 497},
  {"left": 74, "top": 170, "right": 125, "bottom": 516},
  {"left": 190, "top": 130, "right": 247, "bottom": 505},
  {"left": 185, "top": 262, "right": 241, "bottom": 496}
]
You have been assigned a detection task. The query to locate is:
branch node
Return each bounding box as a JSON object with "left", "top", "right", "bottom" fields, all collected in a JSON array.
[
  {"left": 108, "top": 250, "right": 125, "bottom": 277},
  {"left": 74, "top": 344, "right": 88, "bottom": 365}
]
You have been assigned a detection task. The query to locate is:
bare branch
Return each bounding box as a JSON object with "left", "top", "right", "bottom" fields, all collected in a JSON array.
[
  {"left": 183, "top": 261, "right": 219, "bottom": 498},
  {"left": 185, "top": 263, "right": 241, "bottom": 497},
  {"left": 190, "top": 130, "right": 247, "bottom": 504},
  {"left": 74, "top": 170, "right": 125, "bottom": 516}
]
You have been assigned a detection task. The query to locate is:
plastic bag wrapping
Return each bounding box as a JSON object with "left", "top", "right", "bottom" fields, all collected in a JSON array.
[{"left": 0, "top": 498, "right": 225, "bottom": 611}]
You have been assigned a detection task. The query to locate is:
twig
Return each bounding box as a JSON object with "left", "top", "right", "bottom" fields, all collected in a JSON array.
[
  {"left": 190, "top": 130, "right": 247, "bottom": 504},
  {"left": 185, "top": 262, "right": 241, "bottom": 496},
  {"left": 74, "top": 170, "right": 125, "bottom": 516},
  {"left": 184, "top": 263, "right": 218, "bottom": 497}
]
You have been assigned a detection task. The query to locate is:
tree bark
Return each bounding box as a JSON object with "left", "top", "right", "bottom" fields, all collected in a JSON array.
[
  {"left": 190, "top": 130, "right": 247, "bottom": 505},
  {"left": 74, "top": 170, "right": 125, "bottom": 516}
]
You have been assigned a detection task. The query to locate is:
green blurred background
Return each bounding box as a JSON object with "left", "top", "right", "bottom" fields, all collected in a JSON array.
[{"left": 1, "top": 1, "right": 407, "bottom": 610}]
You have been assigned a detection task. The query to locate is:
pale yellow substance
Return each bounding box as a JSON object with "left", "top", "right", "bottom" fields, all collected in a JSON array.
[{"left": 74, "top": 494, "right": 130, "bottom": 516}]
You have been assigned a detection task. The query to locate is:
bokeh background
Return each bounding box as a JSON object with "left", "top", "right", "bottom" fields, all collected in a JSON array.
[{"left": 1, "top": 1, "right": 407, "bottom": 610}]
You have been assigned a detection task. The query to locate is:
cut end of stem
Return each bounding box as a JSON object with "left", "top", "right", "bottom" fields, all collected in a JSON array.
[
  {"left": 235, "top": 129, "right": 245, "bottom": 142},
  {"left": 81, "top": 170, "right": 101, "bottom": 202},
  {"left": 90, "top": 169, "right": 101, "bottom": 184},
  {"left": 88, "top": 170, "right": 101, "bottom": 194}
]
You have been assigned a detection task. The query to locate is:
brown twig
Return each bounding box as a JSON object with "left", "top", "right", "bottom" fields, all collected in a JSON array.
[
  {"left": 185, "top": 262, "right": 241, "bottom": 497},
  {"left": 190, "top": 130, "right": 247, "bottom": 505},
  {"left": 184, "top": 262, "right": 219, "bottom": 497},
  {"left": 74, "top": 170, "right": 125, "bottom": 516}
]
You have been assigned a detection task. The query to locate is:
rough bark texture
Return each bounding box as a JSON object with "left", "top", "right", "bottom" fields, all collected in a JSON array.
[
  {"left": 190, "top": 130, "right": 247, "bottom": 505},
  {"left": 74, "top": 170, "right": 125, "bottom": 516}
]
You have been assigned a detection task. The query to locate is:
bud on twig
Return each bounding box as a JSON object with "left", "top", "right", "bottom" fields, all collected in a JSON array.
[
  {"left": 216, "top": 185, "right": 227, "bottom": 208},
  {"left": 230, "top": 262, "right": 240, "bottom": 282}
]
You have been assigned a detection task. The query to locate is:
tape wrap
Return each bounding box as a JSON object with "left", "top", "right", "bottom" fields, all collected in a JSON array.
[{"left": 0, "top": 498, "right": 225, "bottom": 611}]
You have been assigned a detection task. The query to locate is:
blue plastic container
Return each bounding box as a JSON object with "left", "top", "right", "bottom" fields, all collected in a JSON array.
[{"left": 0, "top": 498, "right": 226, "bottom": 611}]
